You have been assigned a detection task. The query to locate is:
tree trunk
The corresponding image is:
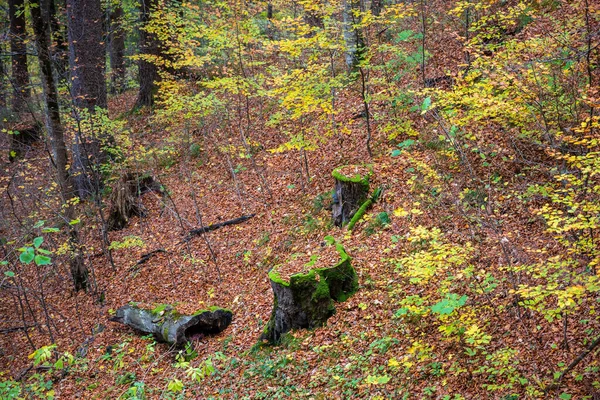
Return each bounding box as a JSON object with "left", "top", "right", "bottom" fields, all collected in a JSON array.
[
  {"left": 331, "top": 165, "right": 371, "bottom": 227},
  {"left": 110, "top": 304, "right": 233, "bottom": 346},
  {"left": 66, "top": 0, "right": 108, "bottom": 198},
  {"left": 49, "top": 0, "right": 70, "bottom": 81},
  {"left": 66, "top": 0, "right": 106, "bottom": 109},
  {"left": 135, "top": 0, "right": 160, "bottom": 108},
  {"left": 109, "top": 4, "right": 126, "bottom": 94},
  {"left": 9, "top": 0, "right": 30, "bottom": 113},
  {"left": 371, "top": 0, "right": 383, "bottom": 16},
  {"left": 261, "top": 243, "right": 357, "bottom": 344},
  {"left": 342, "top": 0, "right": 365, "bottom": 70},
  {"left": 30, "top": 0, "right": 88, "bottom": 291}
]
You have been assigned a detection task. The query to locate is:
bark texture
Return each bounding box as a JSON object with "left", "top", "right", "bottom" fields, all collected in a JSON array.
[
  {"left": 135, "top": 0, "right": 160, "bottom": 108},
  {"left": 111, "top": 304, "right": 233, "bottom": 345},
  {"left": 261, "top": 244, "right": 357, "bottom": 344},
  {"left": 109, "top": 4, "right": 126, "bottom": 94},
  {"left": 9, "top": 0, "right": 30, "bottom": 112},
  {"left": 66, "top": 0, "right": 106, "bottom": 109}
]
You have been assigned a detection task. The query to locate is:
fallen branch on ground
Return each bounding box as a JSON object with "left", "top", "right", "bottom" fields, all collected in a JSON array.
[{"left": 180, "top": 214, "right": 255, "bottom": 243}]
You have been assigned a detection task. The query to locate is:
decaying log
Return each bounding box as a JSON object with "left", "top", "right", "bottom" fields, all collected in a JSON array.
[
  {"left": 110, "top": 304, "right": 232, "bottom": 346},
  {"left": 261, "top": 242, "right": 358, "bottom": 344},
  {"left": 331, "top": 165, "right": 371, "bottom": 227}
]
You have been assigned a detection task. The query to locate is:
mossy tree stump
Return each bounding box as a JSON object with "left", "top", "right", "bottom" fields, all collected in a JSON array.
[
  {"left": 261, "top": 243, "right": 358, "bottom": 344},
  {"left": 110, "top": 304, "right": 232, "bottom": 346},
  {"left": 332, "top": 165, "right": 371, "bottom": 227}
]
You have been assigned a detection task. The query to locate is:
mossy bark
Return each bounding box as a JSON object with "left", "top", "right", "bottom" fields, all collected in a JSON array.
[
  {"left": 110, "top": 304, "right": 232, "bottom": 346},
  {"left": 332, "top": 166, "right": 371, "bottom": 227},
  {"left": 261, "top": 244, "right": 358, "bottom": 344}
]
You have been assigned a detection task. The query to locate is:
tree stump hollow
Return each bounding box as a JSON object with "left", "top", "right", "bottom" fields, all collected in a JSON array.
[{"left": 331, "top": 165, "right": 371, "bottom": 227}]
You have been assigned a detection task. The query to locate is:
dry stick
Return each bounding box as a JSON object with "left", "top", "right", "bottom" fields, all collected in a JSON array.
[
  {"left": 181, "top": 214, "right": 256, "bottom": 243},
  {"left": 547, "top": 334, "right": 600, "bottom": 392},
  {"left": 180, "top": 134, "right": 220, "bottom": 277}
]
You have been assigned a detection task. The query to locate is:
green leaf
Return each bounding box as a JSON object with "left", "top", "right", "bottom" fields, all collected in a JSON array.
[
  {"left": 421, "top": 97, "right": 432, "bottom": 114},
  {"left": 42, "top": 227, "right": 60, "bottom": 233},
  {"left": 34, "top": 255, "right": 52, "bottom": 266},
  {"left": 69, "top": 219, "right": 80, "bottom": 226},
  {"left": 397, "top": 30, "right": 414, "bottom": 41},
  {"left": 4, "top": 271, "right": 15, "bottom": 277},
  {"left": 365, "top": 375, "right": 390, "bottom": 385},
  {"left": 167, "top": 378, "right": 184, "bottom": 392},
  {"left": 431, "top": 300, "right": 454, "bottom": 315},
  {"left": 33, "top": 236, "right": 44, "bottom": 248},
  {"left": 559, "top": 394, "right": 572, "bottom": 400},
  {"left": 398, "top": 139, "right": 416, "bottom": 149},
  {"left": 19, "top": 248, "right": 35, "bottom": 264},
  {"left": 33, "top": 220, "right": 45, "bottom": 228},
  {"left": 37, "top": 248, "right": 53, "bottom": 255},
  {"left": 391, "top": 149, "right": 402, "bottom": 157}
]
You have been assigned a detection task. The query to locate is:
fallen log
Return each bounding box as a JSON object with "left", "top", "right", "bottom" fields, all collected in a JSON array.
[
  {"left": 181, "top": 214, "right": 255, "bottom": 243},
  {"left": 110, "top": 304, "right": 232, "bottom": 346}
]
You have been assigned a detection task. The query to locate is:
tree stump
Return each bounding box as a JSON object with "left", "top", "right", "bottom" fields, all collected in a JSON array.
[
  {"left": 8, "top": 124, "right": 41, "bottom": 162},
  {"left": 261, "top": 242, "right": 358, "bottom": 344},
  {"left": 331, "top": 165, "right": 371, "bottom": 227},
  {"left": 106, "top": 173, "right": 161, "bottom": 231},
  {"left": 110, "top": 304, "right": 232, "bottom": 346}
]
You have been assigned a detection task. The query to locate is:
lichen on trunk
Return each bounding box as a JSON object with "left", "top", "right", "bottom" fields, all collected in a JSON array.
[{"left": 261, "top": 243, "right": 358, "bottom": 344}]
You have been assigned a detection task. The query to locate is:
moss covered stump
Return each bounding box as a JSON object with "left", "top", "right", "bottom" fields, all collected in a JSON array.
[
  {"left": 261, "top": 243, "right": 358, "bottom": 344},
  {"left": 110, "top": 304, "right": 232, "bottom": 346},
  {"left": 332, "top": 165, "right": 372, "bottom": 227}
]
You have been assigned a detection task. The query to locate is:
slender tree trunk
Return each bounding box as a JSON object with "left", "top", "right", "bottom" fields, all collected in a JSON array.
[
  {"left": 420, "top": 0, "right": 427, "bottom": 87},
  {"left": 66, "top": 0, "right": 107, "bottom": 109},
  {"left": 49, "top": 0, "right": 70, "bottom": 81},
  {"left": 30, "top": 0, "right": 88, "bottom": 291},
  {"left": 135, "top": 0, "right": 160, "bottom": 108},
  {"left": 9, "top": 0, "right": 30, "bottom": 113},
  {"left": 109, "top": 4, "right": 126, "bottom": 94}
]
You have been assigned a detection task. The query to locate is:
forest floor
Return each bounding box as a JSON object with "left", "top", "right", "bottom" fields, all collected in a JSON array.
[{"left": 1, "top": 86, "right": 597, "bottom": 399}]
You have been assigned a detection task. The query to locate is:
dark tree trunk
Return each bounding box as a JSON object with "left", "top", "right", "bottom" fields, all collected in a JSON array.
[
  {"left": 30, "top": 0, "right": 88, "bottom": 291},
  {"left": 66, "top": 0, "right": 107, "bottom": 109},
  {"left": 109, "top": 4, "right": 126, "bottom": 94},
  {"left": 0, "top": 55, "right": 6, "bottom": 111},
  {"left": 331, "top": 166, "right": 370, "bottom": 227},
  {"left": 371, "top": 0, "right": 383, "bottom": 16},
  {"left": 66, "top": 0, "right": 108, "bottom": 198},
  {"left": 261, "top": 244, "right": 358, "bottom": 344},
  {"left": 135, "top": 0, "right": 160, "bottom": 108},
  {"left": 49, "top": 0, "right": 70, "bottom": 81},
  {"left": 110, "top": 304, "right": 233, "bottom": 346},
  {"left": 9, "top": 0, "right": 30, "bottom": 113}
]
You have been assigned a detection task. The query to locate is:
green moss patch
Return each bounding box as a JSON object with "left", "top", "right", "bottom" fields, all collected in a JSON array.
[{"left": 332, "top": 165, "right": 372, "bottom": 188}]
